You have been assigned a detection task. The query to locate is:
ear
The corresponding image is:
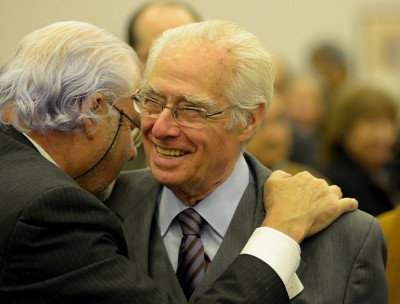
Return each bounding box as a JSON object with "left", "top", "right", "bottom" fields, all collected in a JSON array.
[
  {"left": 80, "top": 93, "right": 107, "bottom": 140},
  {"left": 238, "top": 103, "right": 265, "bottom": 142}
]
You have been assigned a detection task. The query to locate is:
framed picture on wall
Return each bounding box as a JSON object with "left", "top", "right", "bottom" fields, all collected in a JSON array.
[
  {"left": 356, "top": 5, "right": 400, "bottom": 98},
  {"left": 363, "top": 12, "right": 400, "bottom": 74}
]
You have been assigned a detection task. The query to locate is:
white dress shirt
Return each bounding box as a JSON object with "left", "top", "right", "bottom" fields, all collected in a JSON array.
[{"left": 22, "top": 133, "right": 58, "bottom": 166}]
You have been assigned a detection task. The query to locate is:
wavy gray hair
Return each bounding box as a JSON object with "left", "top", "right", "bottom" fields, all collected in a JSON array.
[
  {"left": 0, "top": 21, "right": 141, "bottom": 133},
  {"left": 143, "top": 19, "right": 275, "bottom": 129}
]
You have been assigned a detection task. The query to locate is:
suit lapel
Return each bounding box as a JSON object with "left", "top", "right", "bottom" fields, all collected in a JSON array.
[{"left": 108, "top": 171, "right": 160, "bottom": 274}]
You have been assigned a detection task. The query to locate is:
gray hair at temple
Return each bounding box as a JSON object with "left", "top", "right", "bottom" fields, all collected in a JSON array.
[
  {"left": 143, "top": 19, "right": 275, "bottom": 129},
  {"left": 0, "top": 21, "right": 141, "bottom": 133}
]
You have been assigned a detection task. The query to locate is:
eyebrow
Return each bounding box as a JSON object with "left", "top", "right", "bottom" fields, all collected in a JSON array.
[{"left": 141, "top": 85, "right": 217, "bottom": 108}]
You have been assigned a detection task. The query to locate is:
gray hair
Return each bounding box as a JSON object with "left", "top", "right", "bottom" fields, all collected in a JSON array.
[
  {"left": 143, "top": 19, "right": 275, "bottom": 129},
  {"left": 0, "top": 21, "right": 141, "bottom": 133}
]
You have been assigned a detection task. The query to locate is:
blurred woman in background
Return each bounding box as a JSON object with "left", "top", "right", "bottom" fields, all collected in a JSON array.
[{"left": 319, "top": 86, "right": 399, "bottom": 216}]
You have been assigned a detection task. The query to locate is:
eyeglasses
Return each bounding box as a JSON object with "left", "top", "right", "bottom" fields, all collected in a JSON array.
[
  {"left": 107, "top": 102, "right": 142, "bottom": 147},
  {"left": 130, "top": 93, "right": 236, "bottom": 129}
]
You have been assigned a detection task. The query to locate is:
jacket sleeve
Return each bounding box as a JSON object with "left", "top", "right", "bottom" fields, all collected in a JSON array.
[
  {"left": 0, "top": 186, "right": 288, "bottom": 304},
  {"left": 196, "top": 254, "right": 289, "bottom": 304}
]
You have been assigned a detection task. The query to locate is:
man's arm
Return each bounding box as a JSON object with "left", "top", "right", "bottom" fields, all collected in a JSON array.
[
  {"left": 236, "top": 170, "right": 358, "bottom": 299},
  {"left": 0, "top": 186, "right": 287, "bottom": 304},
  {"left": 196, "top": 254, "right": 289, "bottom": 304},
  {"left": 1, "top": 170, "right": 357, "bottom": 303},
  {"left": 197, "top": 170, "right": 359, "bottom": 303}
]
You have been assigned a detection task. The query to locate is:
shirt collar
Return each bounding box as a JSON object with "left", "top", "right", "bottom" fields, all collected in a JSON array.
[
  {"left": 158, "top": 153, "right": 249, "bottom": 238},
  {"left": 22, "top": 133, "right": 59, "bottom": 167}
]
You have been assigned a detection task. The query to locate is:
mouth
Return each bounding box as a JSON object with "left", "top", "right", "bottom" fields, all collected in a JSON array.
[{"left": 156, "top": 145, "right": 187, "bottom": 157}]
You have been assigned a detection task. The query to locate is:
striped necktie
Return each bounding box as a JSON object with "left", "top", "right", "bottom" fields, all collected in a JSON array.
[{"left": 176, "top": 208, "right": 210, "bottom": 300}]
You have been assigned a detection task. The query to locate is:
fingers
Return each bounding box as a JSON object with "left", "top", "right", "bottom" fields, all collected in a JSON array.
[
  {"left": 328, "top": 185, "right": 342, "bottom": 199},
  {"left": 328, "top": 184, "right": 358, "bottom": 213},
  {"left": 338, "top": 197, "right": 358, "bottom": 213}
]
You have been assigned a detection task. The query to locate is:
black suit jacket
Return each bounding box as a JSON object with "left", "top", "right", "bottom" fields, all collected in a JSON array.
[
  {"left": 0, "top": 127, "right": 289, "bottom": 304},
  {"left": 321, "top": 152, "right": 394, "bottom": 216}
]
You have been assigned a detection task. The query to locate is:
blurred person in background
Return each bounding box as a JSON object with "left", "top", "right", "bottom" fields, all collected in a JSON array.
[
  {"left": 377, "top": 140, "right": 400, "bottom": 304},
  {"left": 310, "top": 42, "right": 351, "bottom": 107},
  {"left": 271, "top": 52, "right": 292, "bottom": 96},
  {"left": 319, "top": 86, "right": 399, "bottom": 216},
  {"left": 378, "top": 205, "right": 400, "bottom": 304},
  {"left": 246, "top": 92, "right": 327, "bottom": 179},
  {"left": 127, "top": 0, "right": 201, "bottom": 63},
  {"left": 283, "top": 74, "right": 327, "bottom": 169},
  {"left": 124, "top": 0, "right": 201, "bottom": 170}
]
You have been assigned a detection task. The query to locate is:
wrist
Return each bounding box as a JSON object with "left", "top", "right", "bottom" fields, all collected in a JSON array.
[{"left": 261, "top": 218, "right": 307, "bottom": 244}]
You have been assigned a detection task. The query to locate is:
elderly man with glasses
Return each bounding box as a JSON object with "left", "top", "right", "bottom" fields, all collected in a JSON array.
[
  {"left": 107, "top": 20, "right": 387, "bottom": 303},
  {"left": 0, "top": 21, "right": 359, "bottom": 303}
]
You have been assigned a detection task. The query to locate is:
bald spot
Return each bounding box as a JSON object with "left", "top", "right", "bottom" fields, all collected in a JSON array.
[{"left": 134, "top": 4, "right": 198, "bottom": 62}]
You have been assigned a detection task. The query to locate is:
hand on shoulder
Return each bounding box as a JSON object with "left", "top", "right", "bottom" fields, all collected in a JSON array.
[{"left": 262, "top": 170, "right": 358, "bottom": 243}]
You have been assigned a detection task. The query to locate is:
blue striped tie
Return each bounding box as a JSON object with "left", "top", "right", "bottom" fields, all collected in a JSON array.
[{"left": 176, "top": 208, "right": 210, "bottom": 300}]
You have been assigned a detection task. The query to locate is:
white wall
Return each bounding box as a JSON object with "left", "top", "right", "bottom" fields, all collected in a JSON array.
[{"left": 1, "top": 0, "right": 399, "bottom": 91}]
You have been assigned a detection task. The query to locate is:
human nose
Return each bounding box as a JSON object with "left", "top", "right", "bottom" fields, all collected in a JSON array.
[{"left": 151, "top": 106, "right": 181, "bottom": 139}]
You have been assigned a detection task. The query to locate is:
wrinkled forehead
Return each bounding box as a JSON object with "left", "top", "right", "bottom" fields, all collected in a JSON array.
[
  {"left": 150, "top": 40, "right": 234, "bottom": 99},
  {"left": 163, "top": 39, "right": 232, "bottom": 66}
]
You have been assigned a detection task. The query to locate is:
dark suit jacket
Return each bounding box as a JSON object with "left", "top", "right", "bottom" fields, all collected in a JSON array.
[
  {"left": 0, "top": 127, "right": 288, "bottom": 304},
  {"left": 321, "top": 151, "right": 394, "bottom": 217},
  {"left": 107, "top": 152, "right": 388, "bottom": 303}
]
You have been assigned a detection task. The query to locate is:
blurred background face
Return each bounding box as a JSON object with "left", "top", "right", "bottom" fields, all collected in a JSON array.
[
  {"left": 344, "top": 114, "right": 397, "bottom": 171},
  {"left": 284, "top": 77, "right": 325, "bottom": 132},
  {"left": 133, "top": 4, "right": 198, "bottom": 63},
  {"left": 246, "top": 94, "right": 291, "bottom": 168}
]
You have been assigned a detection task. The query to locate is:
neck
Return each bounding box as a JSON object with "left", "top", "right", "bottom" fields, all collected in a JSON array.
[{"left": 27, "top": 130, "right": 86, "bottom": 178}]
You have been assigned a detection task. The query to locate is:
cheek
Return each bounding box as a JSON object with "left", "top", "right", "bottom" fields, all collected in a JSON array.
[{"left": 140, "top": 117, "right": 153, "bottom": 136}]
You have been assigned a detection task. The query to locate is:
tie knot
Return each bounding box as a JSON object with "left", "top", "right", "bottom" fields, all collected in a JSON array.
[{"left": 178, "top": 208, "right": 203, "bottom": 237}]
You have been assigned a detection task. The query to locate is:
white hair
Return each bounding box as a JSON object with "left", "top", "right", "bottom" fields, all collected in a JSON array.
[
  {"left": 0, "top": 21, "right": 141, "bottom": 133},
  {"left": 144, "top": 19, "right": 275, "bottom": 129}
]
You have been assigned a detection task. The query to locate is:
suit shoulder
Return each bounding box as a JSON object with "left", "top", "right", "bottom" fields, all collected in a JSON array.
[
  {"left": 322, "top": 209, "right": 384, "bottom": 246},
  {"left": 117, "top": 169, "right": 153, "bottom": 184},
  {"left": 335, "top": 209, "right": 378, "bottom": 232},
  {"left": 106, "top": 169, "right": 158, "bottom": 216}
]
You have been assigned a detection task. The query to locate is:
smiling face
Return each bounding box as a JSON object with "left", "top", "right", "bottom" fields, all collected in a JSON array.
[{"left": 141, "top": 41, "right": 255, "bottom": 205}]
